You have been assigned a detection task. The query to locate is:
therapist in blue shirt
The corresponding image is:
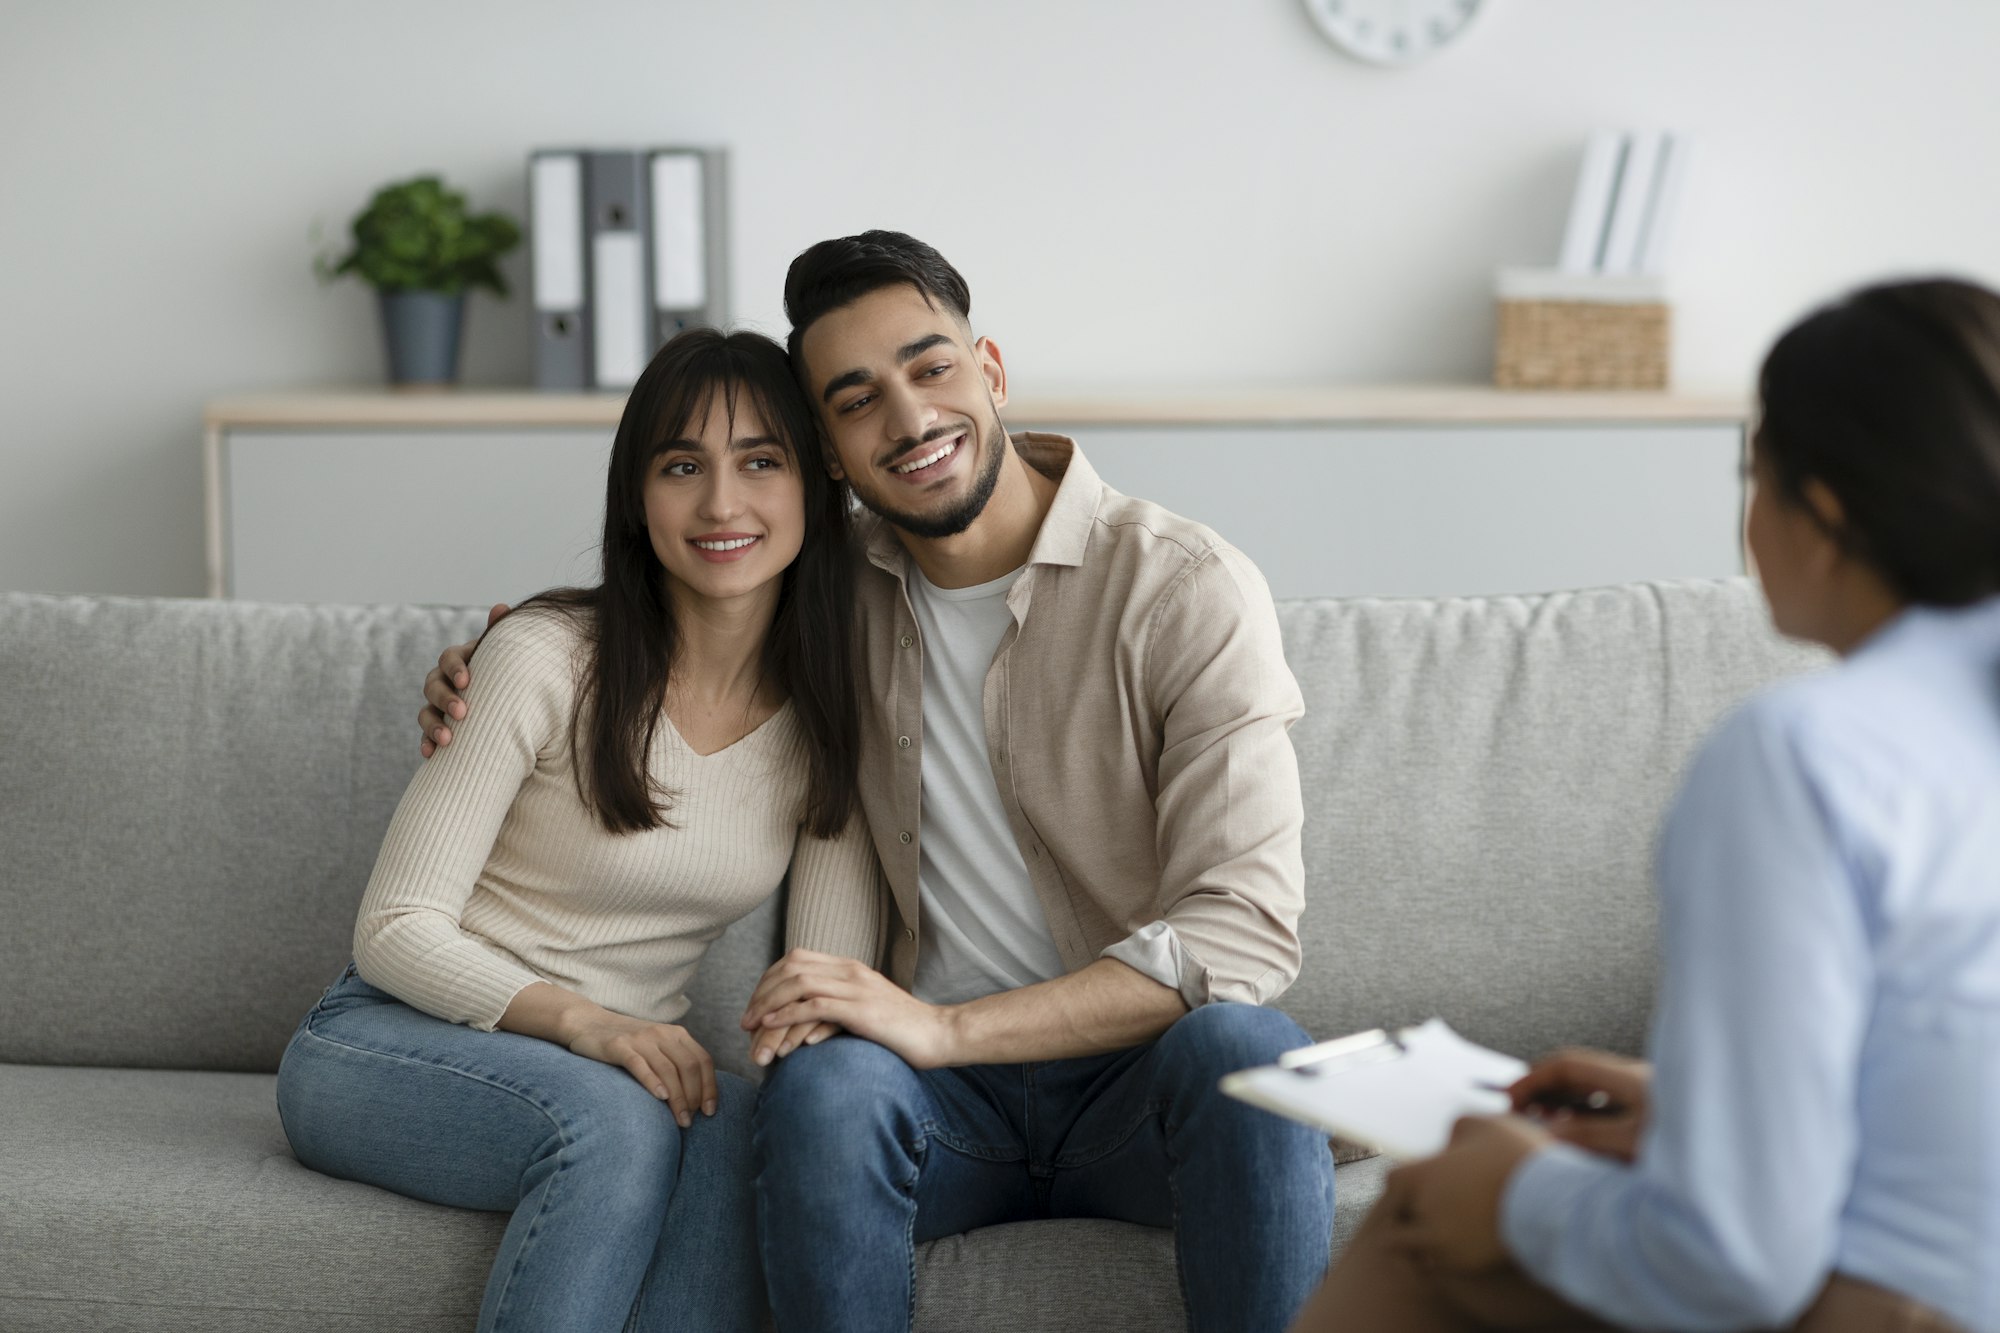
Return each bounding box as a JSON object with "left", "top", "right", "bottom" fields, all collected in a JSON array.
[{"left": 1295, "top": 276, "right": 2000, "bottom": 1333}]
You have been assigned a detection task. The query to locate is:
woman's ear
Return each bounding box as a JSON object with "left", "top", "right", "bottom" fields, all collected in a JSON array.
[{"left": 1800, "top": 478, "right": 1851, "bottom": 575}]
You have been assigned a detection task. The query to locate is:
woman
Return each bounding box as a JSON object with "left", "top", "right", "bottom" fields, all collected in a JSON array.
[
  {"left": 275, "top": 329, "right": 883, "bottom": 1332},
  {"left": 1295, "top": 278, "right": 2000, "bottom": 1333}
]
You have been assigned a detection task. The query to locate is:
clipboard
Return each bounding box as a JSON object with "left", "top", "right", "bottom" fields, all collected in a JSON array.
[{"left": 1221, "top": 1019, "right": 1528, "bottom": 1161}]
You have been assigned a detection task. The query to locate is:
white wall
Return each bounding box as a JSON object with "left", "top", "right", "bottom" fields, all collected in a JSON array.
[{"left": 4, "top": 0, "right": 1997, "bottom": 597}]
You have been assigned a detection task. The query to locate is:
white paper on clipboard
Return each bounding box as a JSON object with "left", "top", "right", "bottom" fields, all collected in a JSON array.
[{"left": 1221, "top": 1019, "right": 1528, "bottom": 1161}]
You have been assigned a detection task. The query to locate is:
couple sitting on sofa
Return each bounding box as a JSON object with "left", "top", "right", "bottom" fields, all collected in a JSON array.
[{"left": 276, "top": 230, "right": 2000, "bottom": 1333}]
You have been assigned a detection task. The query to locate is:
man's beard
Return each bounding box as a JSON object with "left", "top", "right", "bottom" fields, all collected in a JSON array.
[{"left": 852, "top": 413, "right": 1008, "bottom": 540}]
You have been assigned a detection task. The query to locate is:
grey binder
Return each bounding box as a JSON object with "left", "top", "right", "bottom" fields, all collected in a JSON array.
[{"left": 646, "top": 147, "right": 729, "bottom": 339}]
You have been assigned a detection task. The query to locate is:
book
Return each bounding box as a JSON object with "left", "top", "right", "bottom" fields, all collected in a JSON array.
[
  {"left": 1635, "top": 133, "right": 1694, "bottom": 277},
  {"left": 1598, "top": 129, "right": 1666, "bottom": 275},
  {"left": 1221, "top": 1019, "right": 1527, "bottom": 1161},
  {"left": 1558, "top": 129, "right": 1626, "bottom": 275}
]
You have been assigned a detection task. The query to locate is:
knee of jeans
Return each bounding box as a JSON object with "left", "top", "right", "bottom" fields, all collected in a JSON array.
[
  {"left": 1156, "top": 1002, "right": 1310, "bottom": 1083},
  {"left": 560, "top": 1078, "right": 684, "bottom": 1186},
  {"left": 753, "top": 1038, "right": 916, "bottom": 1152}
]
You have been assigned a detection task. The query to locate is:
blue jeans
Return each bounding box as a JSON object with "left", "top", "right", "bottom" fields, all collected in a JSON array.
[
  {"left": 753, "top": 1003, "right": 1336, "bottom": 1333},
  {"left": 275, "top": 964, "right": 762, "bottom": 1333}
]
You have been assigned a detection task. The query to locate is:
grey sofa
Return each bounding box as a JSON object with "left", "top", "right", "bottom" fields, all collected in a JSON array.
[{"left": 0, "top": 583, "right": 1823, "bottom": 1332}]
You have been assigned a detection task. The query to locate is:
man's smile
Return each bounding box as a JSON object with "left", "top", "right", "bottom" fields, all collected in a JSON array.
[{"left": 887, "top": 431, "right": 966, "bottom": 477}]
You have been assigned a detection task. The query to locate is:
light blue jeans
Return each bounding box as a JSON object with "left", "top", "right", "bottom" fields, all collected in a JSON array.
[{"left": 275, "top": 963, "right": 762, "bottom": 1332}]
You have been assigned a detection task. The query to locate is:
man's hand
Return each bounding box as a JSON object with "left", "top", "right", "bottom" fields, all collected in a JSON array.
[
  {"left": 741, "top": 949, "right": 956, "bottom": 1069},
  {"left": 1384, "top": 1115, "right": 1552, "bottom": 1273},
  {"left": 564, "top": 1010, "right": 719, "bottom": 1130},
  {"left": 1508, "top": 1047, "right": 1652, "bottom": 1163},
  {"left": 419, "top": 602, "right": 509, "bottom": 756}
]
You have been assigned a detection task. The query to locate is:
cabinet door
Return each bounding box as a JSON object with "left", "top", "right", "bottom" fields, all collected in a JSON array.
[
  {"left": 1023, "top": 424, "right": 1745, "bottom": 599},
  {"left": 225, "top": 429, "right": 611, "bottom": 605}
]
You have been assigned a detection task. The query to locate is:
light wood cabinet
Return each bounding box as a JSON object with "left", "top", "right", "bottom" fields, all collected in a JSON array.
[{"left": 206, "top": 388, "right": 1747, "bottom": 606}]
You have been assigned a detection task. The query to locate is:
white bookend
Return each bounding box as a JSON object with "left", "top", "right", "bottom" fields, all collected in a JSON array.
[
  {"left": 1599, "top": 129, "right": 1665, "bottom": 275},
  {"left": 1558, "top": 129, "right": 1626, "bottom": 275},
  {"left": 1635, "top": 133, "right": 1695, "bottom": 277}
]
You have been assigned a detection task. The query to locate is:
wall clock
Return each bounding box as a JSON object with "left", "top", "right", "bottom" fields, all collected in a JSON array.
[{"left": 1302, "top": 0, "right": 1486, "bottom": 67}]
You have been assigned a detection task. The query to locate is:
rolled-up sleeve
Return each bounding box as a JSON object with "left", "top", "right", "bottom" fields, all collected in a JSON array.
[{"left": 1140, "top": 546, "right": 1307, "bottom": 1006}]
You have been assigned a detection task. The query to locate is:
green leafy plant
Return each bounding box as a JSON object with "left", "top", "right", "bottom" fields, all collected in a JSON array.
[{"left": 318, "top": 175, "right": 521, "bottom": 297}]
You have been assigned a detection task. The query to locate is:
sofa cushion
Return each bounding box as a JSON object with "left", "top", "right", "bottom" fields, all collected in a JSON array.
[{"left": 0, "top": 1063, "right": 1389, "bottom": 1331}]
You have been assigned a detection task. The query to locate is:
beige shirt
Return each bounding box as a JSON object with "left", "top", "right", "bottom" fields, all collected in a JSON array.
[
  {"left": 353, "top": 607, "right": 884, "bottom": 1031},
  {"left": 835, "top": 435, "right": 1307, "bottom": 1007}
]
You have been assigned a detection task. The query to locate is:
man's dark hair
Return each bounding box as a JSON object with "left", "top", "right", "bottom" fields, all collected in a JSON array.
[
  {"left": 1756, "top": 276, "right": 2000, "bottom": 607},
  {"left": 784, "top": 230, "right": 973, "bottom": 375}
]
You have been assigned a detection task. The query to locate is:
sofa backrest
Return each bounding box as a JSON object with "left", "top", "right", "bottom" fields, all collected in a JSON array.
[
  {"left": 1278, "top": 579, "right": 1825, "bottom": 1061},
  {"left": 0, "top": 583, "right": 1823, "bottom": 1078}
]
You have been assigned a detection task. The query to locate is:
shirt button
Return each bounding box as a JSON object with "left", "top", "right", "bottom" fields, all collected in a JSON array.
[
  {"left": 899, "top": 633, "right": 914, "bottom": 648},
  {"left": 899, "top": 831, "right": 913, "bottom": 845},
  {"left": 897, "top": 735, "right": 911, "bottom": 749}
]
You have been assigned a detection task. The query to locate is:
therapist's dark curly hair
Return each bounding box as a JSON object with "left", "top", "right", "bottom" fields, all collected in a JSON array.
[{"left": 1755, "top": 277, "right": 2000, "bottom": 606}]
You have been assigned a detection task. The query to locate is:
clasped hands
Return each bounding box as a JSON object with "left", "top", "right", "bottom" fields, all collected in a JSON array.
[
  {"left": 1384, "top": 1047, "right": 1652, "bottom": 1272},
  {"left": 741, "top": 949, "right": 958, "bottom": 1070}
]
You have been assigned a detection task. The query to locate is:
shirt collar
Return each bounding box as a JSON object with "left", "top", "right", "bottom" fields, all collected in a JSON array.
[{"left": 859, "top": 432, "right": 1103, "bottom": 578}]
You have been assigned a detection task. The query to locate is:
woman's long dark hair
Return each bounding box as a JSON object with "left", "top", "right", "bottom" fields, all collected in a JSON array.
[
  {"left": 520, "top": 328, "right": 857, "bottom": 838},
  {"left": 1756, "top": 277, "right": 2000, "bottom": 606}
]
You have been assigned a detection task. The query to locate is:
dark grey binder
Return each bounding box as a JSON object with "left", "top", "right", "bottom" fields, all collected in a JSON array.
[
  {"left": 529, "top": 149, "right": 589, "bottom": 392},
  {"left": 584, "top": 150, "right": 651, "bottom": 390}
]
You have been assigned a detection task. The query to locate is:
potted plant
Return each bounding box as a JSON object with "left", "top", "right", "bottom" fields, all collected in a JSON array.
[{"left": 319, "top": 175, "right": 521, "bottom": 386}]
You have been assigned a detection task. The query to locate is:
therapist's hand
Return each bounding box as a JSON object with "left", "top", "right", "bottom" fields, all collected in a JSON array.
[
  {"left": 1509, "top": 1048, "right": 1651, "bottom": 1163},
  {"left": 1384, "top": 1115, "right": 1552, "bottom": 1273},
  {"left": 419, "top": 603, "right": 510, "bottom": 756}
]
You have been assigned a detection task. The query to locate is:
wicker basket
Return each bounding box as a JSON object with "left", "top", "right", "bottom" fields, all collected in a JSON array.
[{"left": 1494, "top": 298, "right": 1670, "bottom": 390}]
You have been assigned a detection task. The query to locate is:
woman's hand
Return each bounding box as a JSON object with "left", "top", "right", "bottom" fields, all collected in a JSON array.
[
  {"left": 564, "top": 1010, "right": 719, "bottom": 1129},
  {"left": 1508, "top": 1047, "right": 1652, "bottom": 1163},
  {"left": 1384, "top": 1115, "right": 1553, "bottom": 1272}
]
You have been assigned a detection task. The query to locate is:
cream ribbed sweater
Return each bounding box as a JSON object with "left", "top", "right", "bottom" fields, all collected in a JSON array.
[{"left": 352, "top": 608, "right": 885, "bottom": 1031}]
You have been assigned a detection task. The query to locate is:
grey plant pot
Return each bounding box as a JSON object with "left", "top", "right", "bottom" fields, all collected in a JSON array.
[{"left": 378, "top": 290, "right": 466, "bottom": 385}]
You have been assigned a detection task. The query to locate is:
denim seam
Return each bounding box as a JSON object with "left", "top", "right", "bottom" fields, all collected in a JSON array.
[{"left": 902, "top": 1135, "right": 924, "bottom": 1332}]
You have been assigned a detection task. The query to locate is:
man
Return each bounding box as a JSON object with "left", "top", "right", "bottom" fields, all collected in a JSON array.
[{"left": 419, "top": 232, "right": 1334, "bottom": 1332}]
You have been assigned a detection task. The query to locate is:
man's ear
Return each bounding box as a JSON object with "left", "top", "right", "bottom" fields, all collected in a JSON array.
[{"left": 974, "top": 335, "right": 1008, "bottom": 410}]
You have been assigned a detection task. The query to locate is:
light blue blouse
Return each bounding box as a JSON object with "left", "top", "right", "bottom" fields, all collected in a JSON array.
[{"left": 1502, "top": 596, "right": 2000, "bottom": 1333}]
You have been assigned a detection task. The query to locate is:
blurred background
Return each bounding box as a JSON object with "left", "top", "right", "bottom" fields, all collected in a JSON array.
[{"left": 4, "top": 0, "right": 1997, "bottom": 598}]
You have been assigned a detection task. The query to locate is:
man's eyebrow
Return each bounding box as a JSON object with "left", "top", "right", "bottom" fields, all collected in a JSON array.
[
  {"left": 896, "top": 332, "right": 953, "bottom": 364},
  {"left": 820, "top": 369, "right": 872, "bottom": 405},
  {"left": 820, "top": 332, "right": 958, "bottom": 405}
]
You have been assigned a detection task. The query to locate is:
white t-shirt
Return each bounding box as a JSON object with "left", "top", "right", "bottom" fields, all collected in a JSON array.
[
  {"left": 906, "top": 564, "right": 1067, "bottom": 1006},
  {"left": 905, "top": 563, "right": 1186, "bottom": 1008}
]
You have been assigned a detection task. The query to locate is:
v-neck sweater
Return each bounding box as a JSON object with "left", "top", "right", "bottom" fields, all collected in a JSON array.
[{"left": 352, "top": 607, "right": 884, "bottom": 1031}]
